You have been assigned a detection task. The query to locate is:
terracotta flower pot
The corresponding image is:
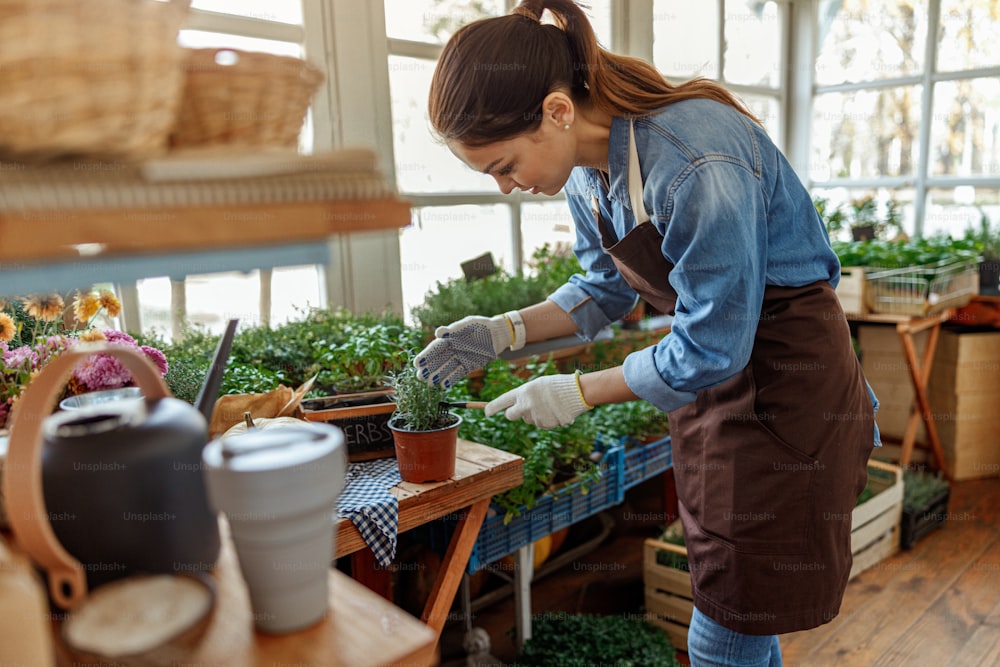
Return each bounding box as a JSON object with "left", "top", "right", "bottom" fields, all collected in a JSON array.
[{"left": 388, "top": 414, "right": 461, "bottom": 483}]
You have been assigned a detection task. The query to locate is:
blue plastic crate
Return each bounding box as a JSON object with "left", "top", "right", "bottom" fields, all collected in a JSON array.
[
  {"left": 623, "top": 435, "right": 672, "bottom": 489},
  {"left": 466, "top": 443, "right": 625, "bottom": 574}
]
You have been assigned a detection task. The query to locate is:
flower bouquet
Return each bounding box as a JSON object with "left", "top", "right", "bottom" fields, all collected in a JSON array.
[{"left": 0, "top": 290, "right": 168, "bottom": 429}]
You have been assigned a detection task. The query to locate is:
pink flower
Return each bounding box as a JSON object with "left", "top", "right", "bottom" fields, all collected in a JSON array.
[
  {"left": 3, "top": 345, "right": 38, "bottom": 370},
  {"left": 103, "top": 330, "right": 137, "bottom": 346},
  {"left": 141, "top": 346, "right": 168, "bottom": 376},
  {"left": 74, "top": 353, "right": 133, "bottom": 391}
]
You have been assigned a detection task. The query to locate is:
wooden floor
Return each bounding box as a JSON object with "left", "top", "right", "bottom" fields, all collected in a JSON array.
[{"left": 437, "top": 471, "right": 1000, "bottom": 667}]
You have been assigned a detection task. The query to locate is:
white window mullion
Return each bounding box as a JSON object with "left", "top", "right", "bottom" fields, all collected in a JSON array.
[
  {"left": 913, "top": 0, "right": 943, "bottom": 237},
  {"left": 785, "top": 0, "right": 817, "bottom": 182}
]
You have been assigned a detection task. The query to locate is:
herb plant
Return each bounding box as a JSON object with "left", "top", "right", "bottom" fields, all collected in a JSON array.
[
  {"left": 388, "top": 365, "right": 454, "bottom": 432},
  {"left": 518, "top": 613, "right": 681, "bottom": 667}
]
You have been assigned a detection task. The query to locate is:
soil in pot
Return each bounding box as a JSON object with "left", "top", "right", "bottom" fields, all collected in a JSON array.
[{"left": 388, "top": 413, "right": 461, "bottom": 483}]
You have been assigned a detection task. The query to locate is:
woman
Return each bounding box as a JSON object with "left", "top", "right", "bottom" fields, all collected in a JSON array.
[{"left": 414, "top": 2, "right": 879, "bottom": 665}]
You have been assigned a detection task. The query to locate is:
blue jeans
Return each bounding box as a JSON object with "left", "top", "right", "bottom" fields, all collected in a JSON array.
[{"left": 688, "top": 606, "right": 783, "bottom": 667}]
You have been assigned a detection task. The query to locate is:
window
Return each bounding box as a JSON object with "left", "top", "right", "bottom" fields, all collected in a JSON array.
[
  {"left": 651, "top": 0, "right": 786, "bottom": 141},
  {"left": 131, "top": 0, "right": 323, "bottom": 340},
  {"left": 810, "top": 0, "right": 1000, "bottom": 240},
  {"left": 386, "top": 0, "right": 612, "bottom": 320}
]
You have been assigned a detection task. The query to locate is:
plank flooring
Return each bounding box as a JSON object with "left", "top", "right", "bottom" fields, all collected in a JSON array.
[{"left": 437, "top": 472, "right": 1000, "bottom": 667}]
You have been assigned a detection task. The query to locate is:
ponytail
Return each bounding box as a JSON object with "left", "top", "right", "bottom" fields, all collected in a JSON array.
[{"left": 429, "top": 0, "right": 758, "bottom": 147}]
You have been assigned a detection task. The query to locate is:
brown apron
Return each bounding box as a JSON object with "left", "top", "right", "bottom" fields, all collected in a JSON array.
[{"left": 594, "top": 124, "right": 874, "bottom": 635}]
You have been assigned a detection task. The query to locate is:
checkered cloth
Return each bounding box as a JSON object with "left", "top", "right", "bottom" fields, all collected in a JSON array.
[{"left": 335, "top": 458, "right": 402, "bottom": 567}]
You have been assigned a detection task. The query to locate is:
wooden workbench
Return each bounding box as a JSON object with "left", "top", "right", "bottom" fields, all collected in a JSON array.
[{"left": 336, "top": 439, "right": 524, "bottom": 639}]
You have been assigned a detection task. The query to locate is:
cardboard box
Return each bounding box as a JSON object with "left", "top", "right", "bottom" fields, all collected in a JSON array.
[{"left": 926, "top": 329, "right": 1000, "bottom": 480}]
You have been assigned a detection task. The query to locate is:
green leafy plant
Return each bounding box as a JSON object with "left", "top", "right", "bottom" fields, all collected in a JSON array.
[
  {"left": 518, "top": 612, "right": 681, "bottom": 667},
  {"left": 815, "top": 195, "right": 904, "bottom": 241},
  {"left": 450, "top": 357, "right": 600, "bottom": 520},
  {"left": 831, "top": 235, "right": 980, "bottom": 269},
  {"left": 411, "top": 244, "right": 582, "bottom": 331},
  {"left": 316, "top": 322, "right": 423, "bottom": 393},
  {"left": 387, "top": 365, "right": 453, "bottom": 432},
  {"left": 965, "top": 212, "right": 1000, "bottom": 262},
  {"left": 134, "top": 308, "right": 425, "bottom": 401}
]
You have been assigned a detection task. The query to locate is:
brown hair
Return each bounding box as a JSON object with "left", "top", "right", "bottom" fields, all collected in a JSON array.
[{"left": 428, "top": 0, "right": 758, "bottom": 147}]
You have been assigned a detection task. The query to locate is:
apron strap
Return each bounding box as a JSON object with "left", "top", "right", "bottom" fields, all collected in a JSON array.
[{"left": 628, "top": 120, "right": 650, "bottom": 225}]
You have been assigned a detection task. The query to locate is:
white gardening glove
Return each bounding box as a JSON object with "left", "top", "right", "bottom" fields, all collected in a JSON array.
[
  {"left": 484, "top": 372, "right": 593, "bottom": 429},
  {"left": 413, "top": 315, "right": 513, "bottom": 388}
]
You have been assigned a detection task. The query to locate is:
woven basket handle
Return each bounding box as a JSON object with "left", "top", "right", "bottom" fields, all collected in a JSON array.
[{"left": 4, "top": 343, "right": 170, "bottom": 610}]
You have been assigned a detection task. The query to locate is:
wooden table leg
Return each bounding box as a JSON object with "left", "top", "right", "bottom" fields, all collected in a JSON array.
[
  {"left": 420, "top": 498, "right": 489, "bottom": 637},
  {"left": 896, "top": 313, "right": 949, "bottom": 474}
]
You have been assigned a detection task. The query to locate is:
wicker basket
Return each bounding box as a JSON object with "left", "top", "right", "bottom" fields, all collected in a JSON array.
[
  {"left": 0, "top": 0, "right": 190, "bottom": 161},
  {"left": 170, "top": 48, "right": 326, "bottom": 149}
]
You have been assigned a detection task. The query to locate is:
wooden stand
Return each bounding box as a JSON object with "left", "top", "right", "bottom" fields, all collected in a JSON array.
[{"left": 849, "top": 311, "right": 952, "bottom": 475}]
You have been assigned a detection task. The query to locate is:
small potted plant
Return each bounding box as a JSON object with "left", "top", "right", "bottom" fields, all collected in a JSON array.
[
  {"left": 900, "top": 467, "right": 951, "bottom": 550},
  {"left": 387, "top": 365, "right": 461, "bottom": 483}
]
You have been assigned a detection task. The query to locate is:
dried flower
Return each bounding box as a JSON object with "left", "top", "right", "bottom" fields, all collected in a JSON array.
[
  {"left": 0, "top": 313, "right": 15, "bottom": 342},
  {"left": 73, "top": 291, "right": 101, "bottom": 324},
  {"left": 23, "top": 294, "right": 65, "bottom": 322},
  {"left": 98, "top": 290, "right": 122, "bottom": 318}
]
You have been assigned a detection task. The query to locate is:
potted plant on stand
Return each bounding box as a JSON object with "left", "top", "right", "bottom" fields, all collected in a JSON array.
[
  {"left": 967, "top": 213, "right": 1000, "bottom": 296},
  {"left": 387, "top": 366, "right": 461, "bottom": 484}
]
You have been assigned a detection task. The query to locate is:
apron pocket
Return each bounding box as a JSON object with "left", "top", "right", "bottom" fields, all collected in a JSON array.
[{"left": 690, "top": 369, "right": 817, "bottom": 556}]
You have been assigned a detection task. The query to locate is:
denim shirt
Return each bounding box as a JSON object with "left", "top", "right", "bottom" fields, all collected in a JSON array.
[{"left": 548, "top": 99, "right": 880, "bottom": 444}]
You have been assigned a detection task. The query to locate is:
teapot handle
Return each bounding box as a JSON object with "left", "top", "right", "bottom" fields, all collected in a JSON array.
[{"left": 4, "top": 343, "right": 170, "bottom": 609}]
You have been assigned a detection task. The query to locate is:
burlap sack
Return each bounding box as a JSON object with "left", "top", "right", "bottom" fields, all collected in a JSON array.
[{"left": 207, "top": 376, "right": 315, "bottom": 437}]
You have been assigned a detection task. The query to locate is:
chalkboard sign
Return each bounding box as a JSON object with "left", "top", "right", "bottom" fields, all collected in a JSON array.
[{"left": 301, "top": 389, "right": 397, "bottom": 462}]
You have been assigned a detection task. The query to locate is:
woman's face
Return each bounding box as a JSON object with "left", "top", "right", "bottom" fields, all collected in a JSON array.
[{"left": 449, "top": 120, "right": 576, "bottom": 196}]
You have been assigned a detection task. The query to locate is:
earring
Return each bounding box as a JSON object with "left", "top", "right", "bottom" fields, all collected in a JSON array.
[{"left": 563, "top": 123, "right": 570, "bottom": 130}]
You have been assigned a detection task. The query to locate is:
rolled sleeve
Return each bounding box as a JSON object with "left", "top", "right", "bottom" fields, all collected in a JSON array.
[
  {"left": 547, "top": 283, "right": 617, "bottom": 341},
  {"left": 623, "top": 346, "right": 697, "bottom": 412}
]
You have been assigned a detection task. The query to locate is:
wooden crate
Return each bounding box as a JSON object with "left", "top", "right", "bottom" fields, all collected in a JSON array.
[
  {"left": 643, "top": 534, "right": 693, "bottom": 652},
  {"left": 837, "top": 266, "right": 869, "bottom": 314},
  {"left": 850, "top": 459, "right": 903, "bottom": 579}
]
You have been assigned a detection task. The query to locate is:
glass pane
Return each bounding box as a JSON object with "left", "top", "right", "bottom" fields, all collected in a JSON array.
[
  {"left": 938, "top": 0, "right": 1000, "bottom": 72},
  {"left": 400, "top": 205, "right": 512, "bottom": 319},
  {"left": 925, "top": 187, "right": 1000, "bottom": 239},
  {"left": 585, "top": 0, "right": 614, "bottom": 49},
  {"left": 384, "top": 0, "right": 505, "bottom": 45},
  {"left": 723, "top": 0, "right": 781, "bottom": 88},
  {"left": 930, "top": 78, "right": 1000, "bottom": 178},
  {"left": 811, "top": 187, "right": 917, "bottom": 242},
  {"left": 653, "top": 0, "right": 720, "bottom": 81},
  {"left": 815, "top": 0, "right": 928, "bottom": 86},
  {"left": 178, "top": 30, "right": 303, "bottom": 57},
  {"left": 741, "top": 94, "right": 781, "bottom": 147},
  {"left": 809, "top": 86, "right": 922, "bottom": 181},
  {"left": 388, "top": 56, "right": 498, "bottom": 193},
  {"left": 521, "top": 201, "right": 577, "bottom": 267},
  {"left": 190, "top": 0, "right": 303, "bottom": 24}
]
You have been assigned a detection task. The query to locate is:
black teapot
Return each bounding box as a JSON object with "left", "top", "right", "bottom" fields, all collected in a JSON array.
[{"left": 4, "top": 337, "right": 231, "bottom": 609}]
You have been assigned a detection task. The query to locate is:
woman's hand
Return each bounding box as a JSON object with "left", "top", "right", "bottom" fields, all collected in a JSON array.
[
  {"left": 484, "top": 372, "right": 592, "bottom": 429},
  {"left": 413, "top": 315, "right": 513, "bottom": 388}
]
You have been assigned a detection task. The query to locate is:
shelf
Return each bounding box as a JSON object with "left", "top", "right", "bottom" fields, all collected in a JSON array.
[{"left": 0, "top": 149, "right": 411, "bottom": 294}]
